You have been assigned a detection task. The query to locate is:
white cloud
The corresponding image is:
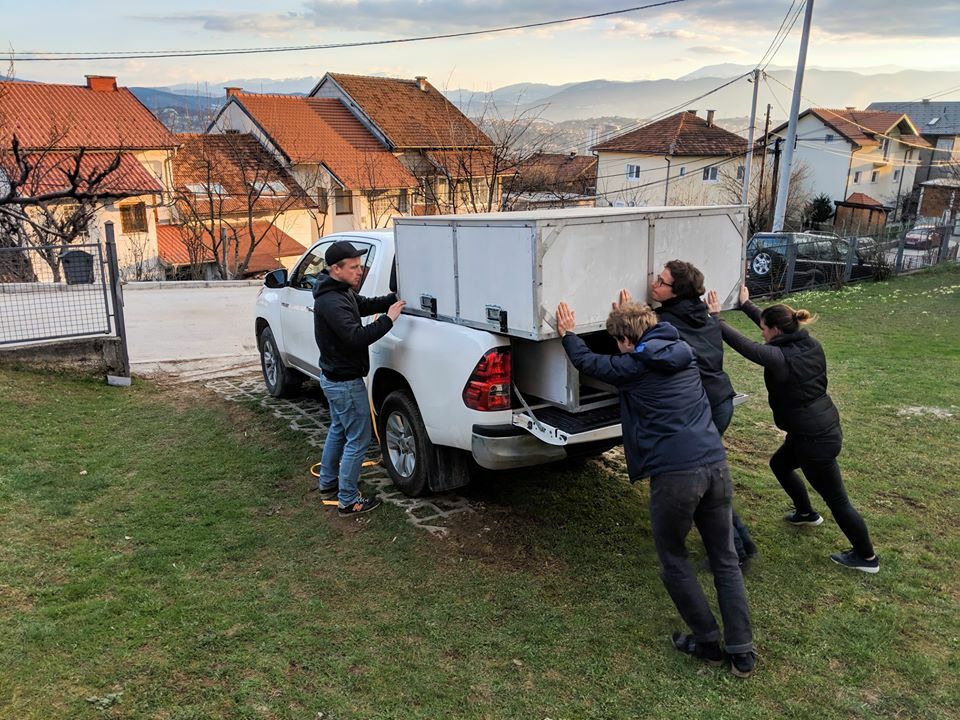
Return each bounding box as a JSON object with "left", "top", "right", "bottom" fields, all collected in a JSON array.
[{"left": 689, "top": 45, "right": 748, "bottom": 56}]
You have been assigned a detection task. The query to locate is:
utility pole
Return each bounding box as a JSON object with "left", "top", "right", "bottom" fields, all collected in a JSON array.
[
  {"left": 768, "top": 138, "right": 782, "bottom": 231},
  {"left": 756, "top": 103, "right": 772, "bottom": 224},
  {"left": 772, "top": 0, "right": 815, "bottom": 231},
  {"left": 741, "top": 69, "right": 761, "bottom": 207}
]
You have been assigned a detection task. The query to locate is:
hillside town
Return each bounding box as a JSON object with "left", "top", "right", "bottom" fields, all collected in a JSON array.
[{"left": 1, "top": 70, "right": 956, "bottom": 281}]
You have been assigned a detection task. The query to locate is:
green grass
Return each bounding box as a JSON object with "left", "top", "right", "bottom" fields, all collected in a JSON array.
[{"left": 1, "top": 266, "right": 959, "bottom": 719}]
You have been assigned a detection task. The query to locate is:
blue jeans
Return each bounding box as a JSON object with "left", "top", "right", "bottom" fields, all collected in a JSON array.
[
  {"left": 319, "top": 376, "right": 372, "bottom": 507},
  {"left": 649, "top": 460, "right": 753, "bottom": 654}
]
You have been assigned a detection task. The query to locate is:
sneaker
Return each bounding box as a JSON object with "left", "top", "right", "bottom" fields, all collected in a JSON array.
[
  {"left": 338, "top": 496, "right": 382, "bottom": 517},
  {"left": 730, "top": 651, "right": 756, "bottom": 678},
  {"left": 318, "top": 483, "right": 338, "bottom": 500},
  {"left": 671, "top": 632, "right": 724, "bottom": 667},
  {"left": 784, "top": 509, "right": 824, "bottom": 526},
  {"left": 831, "top": 549, "right": 880, "bottom": 574}
]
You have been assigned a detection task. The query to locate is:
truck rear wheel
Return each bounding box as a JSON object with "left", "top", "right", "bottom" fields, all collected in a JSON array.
[{"left": 378, "top": 390, "right": 432, "bottom": 497}]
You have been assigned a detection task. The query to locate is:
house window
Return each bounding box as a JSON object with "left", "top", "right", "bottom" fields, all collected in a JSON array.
[
  {"left": 736, "top": 165, "right": 745, "bottom": 181},
  {"left": 398, "top": 189, "right": 409, "bottom": 214},
  {"left": 119, "top": 203, "right": 148, "bottom": 234},
  {"left": 870, "top": 170, "right": 879, "bottom": 183},
  {"left": 678, "top": 166, "right": 686, "bottom": 177},
  {"left": 186, "top": 182, "right": 225, "bottom": 195},
  {"left": 853, "top": 170, "right": 862, "bottom": 184},
  {"left": 335, "top": 189, "right": 353, "bottom": 214},
  {"left": 626, "top": 164, "right": 642, "bottom": 181},
  {"left": 702, "top": 167, "right": 719, "bottom": 183},
  {"left": 251, "top": 180, "right": 288, "bottom": 195},
  {"left": 825, "top": 133, "right": 834, "bottom": 143},
  {"left": 905, "top": 149, "right": 913, "bottom": 163},
  {"left": 893, "top": 169, "right": 901, "bottom": 181},
  {"left": 936, "top": 137, "right": 955, "bottom": 153}
]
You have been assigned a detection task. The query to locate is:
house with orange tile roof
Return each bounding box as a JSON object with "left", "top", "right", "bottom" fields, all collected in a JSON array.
[
  {"left": 160, "top": 133, "right": 316, "bottom": 279},
  {"left": 0, "top": 75, "right": 179, "bottom": 278},
  {"left": 591, "top": 110, "right": 752, "bottom": 209},
  {"left": 769, "top": 107, "right": 930, "bottom": 227},
  {"left": 206, "top": 89, "right": 419, "bottom": 235},
  {"left": 309, "top": 73, "right": 502, "bottom": 215}
]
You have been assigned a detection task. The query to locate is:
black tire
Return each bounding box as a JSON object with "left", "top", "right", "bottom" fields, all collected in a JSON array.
[
  {"left": 377, "top": 390, "right": 433, "bottom": 497},
  {"left": 259, "top": 326, "right": 304, "bottom": 398}
]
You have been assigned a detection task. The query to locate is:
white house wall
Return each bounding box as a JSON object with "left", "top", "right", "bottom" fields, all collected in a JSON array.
[
  {"left": 595, "top": 152, "right": 750, "bottom": 207},
  {"left": 789, "top": 113, "right": 852, "bottom": 202}
]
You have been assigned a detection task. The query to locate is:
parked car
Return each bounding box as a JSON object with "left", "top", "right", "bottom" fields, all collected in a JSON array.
[
  {"left": 746, "top": 232, "right": 873, "bottom": 293},
  {"left": 903, "top": 226, "right": 943, "bottom": 250}
]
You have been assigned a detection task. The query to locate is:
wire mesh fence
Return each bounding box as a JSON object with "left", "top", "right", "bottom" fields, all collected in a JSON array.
[
  {"left": 745, "top": 222, "right": 959, "bottom": 298},
  {"left": 0, "top": 242, "right": 113, "bottom": 345}
]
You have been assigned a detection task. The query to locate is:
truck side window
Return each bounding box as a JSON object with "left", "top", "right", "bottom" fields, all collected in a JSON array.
[{"left": 289, "top": 241, "right": 376, "bottom": 291}]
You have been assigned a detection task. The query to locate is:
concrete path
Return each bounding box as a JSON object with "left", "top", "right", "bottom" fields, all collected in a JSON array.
[{"left": 122, "top": 283, "right": 263, "bottom": 379}]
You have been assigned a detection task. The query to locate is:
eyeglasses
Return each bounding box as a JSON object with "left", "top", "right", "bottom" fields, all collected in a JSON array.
[{"left": 653, "top": 275, "right": 673, "bottom": 288}]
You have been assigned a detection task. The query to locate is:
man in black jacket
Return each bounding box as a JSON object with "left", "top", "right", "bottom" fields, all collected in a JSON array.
[
  {"left": 556, "top": 300, "right": 755, "bottom": 677},
  {"left": 313, "top": 241, "right": 404, "bottom": 516}
]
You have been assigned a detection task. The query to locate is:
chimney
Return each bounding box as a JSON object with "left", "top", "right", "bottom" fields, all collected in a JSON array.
[
  {"left": 845, "top": 106, "right": 856, "bottom": 111},
  {"left": 415, "top": 75, "right": 428, "bottom": 92},
  {"left": 686, "top": 109, "right": 697, "bottom": 116},
  {"left": 921, "top": 98, "right": 931, "bottom": 103},
  {"left": 225, "top": 87, "right": 242, "bottom": 98},
  {"left": 85, "top": 75, "right": 117, "bottom": 92},
  {"left": 706, "top": 109, "right": 715, "bottom": 127}
]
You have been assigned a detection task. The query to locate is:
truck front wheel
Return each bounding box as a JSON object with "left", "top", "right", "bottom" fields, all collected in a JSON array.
[{"left": 378, "top": 390, "right": 432, "bottom": 497}]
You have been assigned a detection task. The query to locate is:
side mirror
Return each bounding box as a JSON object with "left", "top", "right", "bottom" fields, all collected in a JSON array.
[{"left": 264, "top": 268, "right": 288, "bottom": 289}]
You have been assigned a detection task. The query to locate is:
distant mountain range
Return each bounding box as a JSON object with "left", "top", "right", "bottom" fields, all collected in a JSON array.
[{"left": 118, "top": 65, "right": 960, "bottom": 133}]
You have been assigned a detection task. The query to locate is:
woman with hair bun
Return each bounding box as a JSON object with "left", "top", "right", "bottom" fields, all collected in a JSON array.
[{"left": 706, "top": 285, "right": 878, "bottom": 574}]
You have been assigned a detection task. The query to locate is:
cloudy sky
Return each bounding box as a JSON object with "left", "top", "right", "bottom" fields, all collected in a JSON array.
[{"left": 3, "top": 0, "right": 958, "bottom": 90}]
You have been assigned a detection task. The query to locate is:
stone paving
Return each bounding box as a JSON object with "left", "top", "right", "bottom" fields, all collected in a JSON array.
[{"left": 205, "top": 376, "right": 475, "bottom": 535}]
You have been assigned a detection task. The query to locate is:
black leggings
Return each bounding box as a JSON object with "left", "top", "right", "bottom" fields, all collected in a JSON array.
[{"left": 770, "top": 432, "right": 875, "bottom": 558}]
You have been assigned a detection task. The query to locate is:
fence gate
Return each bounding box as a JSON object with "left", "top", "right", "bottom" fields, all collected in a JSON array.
[{"left": 0, "top": 242, "right": 113, "bottom": 345}]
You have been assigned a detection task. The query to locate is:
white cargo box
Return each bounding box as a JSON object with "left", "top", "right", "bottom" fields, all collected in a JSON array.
[{"left": 394, "top": 206, "right": 746, "bottom": 341}]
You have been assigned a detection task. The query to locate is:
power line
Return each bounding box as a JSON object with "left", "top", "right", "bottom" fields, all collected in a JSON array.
[
  {"left": 12, "top": 1, "right": 689, "bottom": 62},
  {"left": 760, "top": 1, "right": 806, "bottom": 71}
]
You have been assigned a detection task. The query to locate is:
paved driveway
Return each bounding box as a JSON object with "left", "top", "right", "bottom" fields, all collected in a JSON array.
[{"left": 123, "top": 283, "right": 263, "bottom": 378}]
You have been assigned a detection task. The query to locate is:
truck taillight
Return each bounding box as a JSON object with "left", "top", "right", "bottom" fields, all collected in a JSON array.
[{"left": 462, "top": 348, "right": 512, "bottom": 411}]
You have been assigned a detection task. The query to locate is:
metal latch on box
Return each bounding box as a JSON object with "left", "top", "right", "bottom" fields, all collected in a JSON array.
[
  {"left": 512, "top": 412, "right": 569, "bottom": 446},
  {"left": 420, "top": 294, "right": 437, "bottom": 318},
  {"left": 485, "top": 305, "right": 508, "bottom": 333}
]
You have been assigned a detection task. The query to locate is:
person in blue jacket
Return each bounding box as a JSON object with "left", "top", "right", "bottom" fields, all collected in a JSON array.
[{"left": 556, "top": 300, "right": 755, "bottom": 677}]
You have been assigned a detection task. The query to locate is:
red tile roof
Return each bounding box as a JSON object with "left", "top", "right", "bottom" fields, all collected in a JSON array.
[
  {"left": 156, "top": 221, "right": 306, "bottom": 275},
  {"left": 511, "top": 152, "right": 597, "bottom": 188},
  {"left": 173, "top": 133, "right": 312, "bottom": 214},
  {"left": 324, "top": 73, "right": 492, "bottom": 150},
  {"left": 1, "top": 151, "right": 163, "bottom": 197},
  {"left": 840, "top": 192, "right": 886, "bottom": 208},
  {"left": 226, "top": 94, "right": 417, "bottom": 190},
  {"left": 592, "top": 111, "right": 748, "bottom": 156},
  {"left": 0, "top": 80, "right": 178, "bottom": 150},
  {"left": 425, "top": 149, "right": 502, "bottom": 179},
  {"left": 774, "top": 109, "right": 927, "bottom": 150}
]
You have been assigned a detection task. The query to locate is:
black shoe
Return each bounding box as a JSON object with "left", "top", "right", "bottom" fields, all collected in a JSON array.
[
  {"left": 730, "top": 651, "right": 756, "bottom": 678},
  {"left": 338, "top": 495, "right": 382, "bottom": 517},
  {"left": 671, "top": 632, "right": 724, "bottom": 667},
  {"left": 831, "top": 549, "right": 880, "bottom": 574},
  {"left": 784, "top": 509, "right": 824, "bottom": 526},
  {"left": 318, "top": 483, "right": 338, "bottom": 500}
]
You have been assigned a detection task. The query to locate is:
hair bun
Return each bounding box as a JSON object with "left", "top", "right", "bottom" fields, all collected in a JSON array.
[{"left": 795, "top": 309, "right": 812, "bottom": 323}]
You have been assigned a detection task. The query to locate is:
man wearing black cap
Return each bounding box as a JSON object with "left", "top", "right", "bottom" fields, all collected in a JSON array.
[{"left": 313, "top": 240, "right": 405, "bottom": 516}]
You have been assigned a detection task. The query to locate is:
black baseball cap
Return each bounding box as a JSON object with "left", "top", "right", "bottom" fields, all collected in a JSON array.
[{"left": 325, "top": 241, "right": 368, "bottom": 266}]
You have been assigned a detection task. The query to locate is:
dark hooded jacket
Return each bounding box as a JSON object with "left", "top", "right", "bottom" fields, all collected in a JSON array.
[
  {"left": 312, "top": 270, "right": 396, "bottom": 380},
  {"left": 655, "top": 297, "right": 736, "bottom": 409},
  {"left": 562, "top": 322, "right": 726, "bottom": 481}
]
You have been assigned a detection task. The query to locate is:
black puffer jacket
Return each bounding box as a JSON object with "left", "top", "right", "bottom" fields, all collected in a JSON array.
[
  {"left": 655, "top": 297, "right": 736, "bottom": 409},
  {"left": 562, "top": 322, "right": 726, "bottom": 481},
  {"left": 312, "top": 271, "right": 395, "bottom": 380},
  {"left": 717, "top": 300, "right": 841, "bottom": 437}
]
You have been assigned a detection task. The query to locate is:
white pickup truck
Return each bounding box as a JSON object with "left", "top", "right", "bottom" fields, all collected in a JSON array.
[{"left": 255, "top": 207, "right": 746, "bottom": 498}]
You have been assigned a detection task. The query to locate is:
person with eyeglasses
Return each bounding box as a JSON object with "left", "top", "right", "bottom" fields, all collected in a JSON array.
[
  {"left": 618, "top": 261, "right": 758, "bottom": 567},
  {"left": 707, "top": 285, "right": 878, "bottom": 574}
]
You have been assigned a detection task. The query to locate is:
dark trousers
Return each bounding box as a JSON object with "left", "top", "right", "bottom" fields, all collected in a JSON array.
[
  {"left": 649, "top": 460, "right": 753, "bottom": 654},
  {"left": 770, "top": 432, "right": 875, "bottom": 558},
  {"left": 711, "top": 399, "right": 756, "bottom": 561}
]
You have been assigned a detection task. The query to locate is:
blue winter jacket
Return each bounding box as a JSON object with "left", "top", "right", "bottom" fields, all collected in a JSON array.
[{"left": 561, "top": 322, "right": 726, "bottom": 481}]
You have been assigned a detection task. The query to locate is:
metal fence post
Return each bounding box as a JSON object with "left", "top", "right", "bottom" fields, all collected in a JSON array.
[
  {"left": 843, "top": 236, "right": 857, "bottom": 283},
  {"left": 937, "top": 224, "right": 952, "bottom": 264},
  {"left": 894, "top": 232, "right": 906, "bottom": 274},
  {"left": 104, "top": 222, "right": 131, "bottom": 386},
  {"left": 783, "top": 241, "right": 798, "bottom": 293}
]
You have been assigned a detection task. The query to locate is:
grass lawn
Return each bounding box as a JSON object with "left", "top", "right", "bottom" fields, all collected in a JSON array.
[{"left": 1, "top": 266, "right": 958, "bottom": 719}]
